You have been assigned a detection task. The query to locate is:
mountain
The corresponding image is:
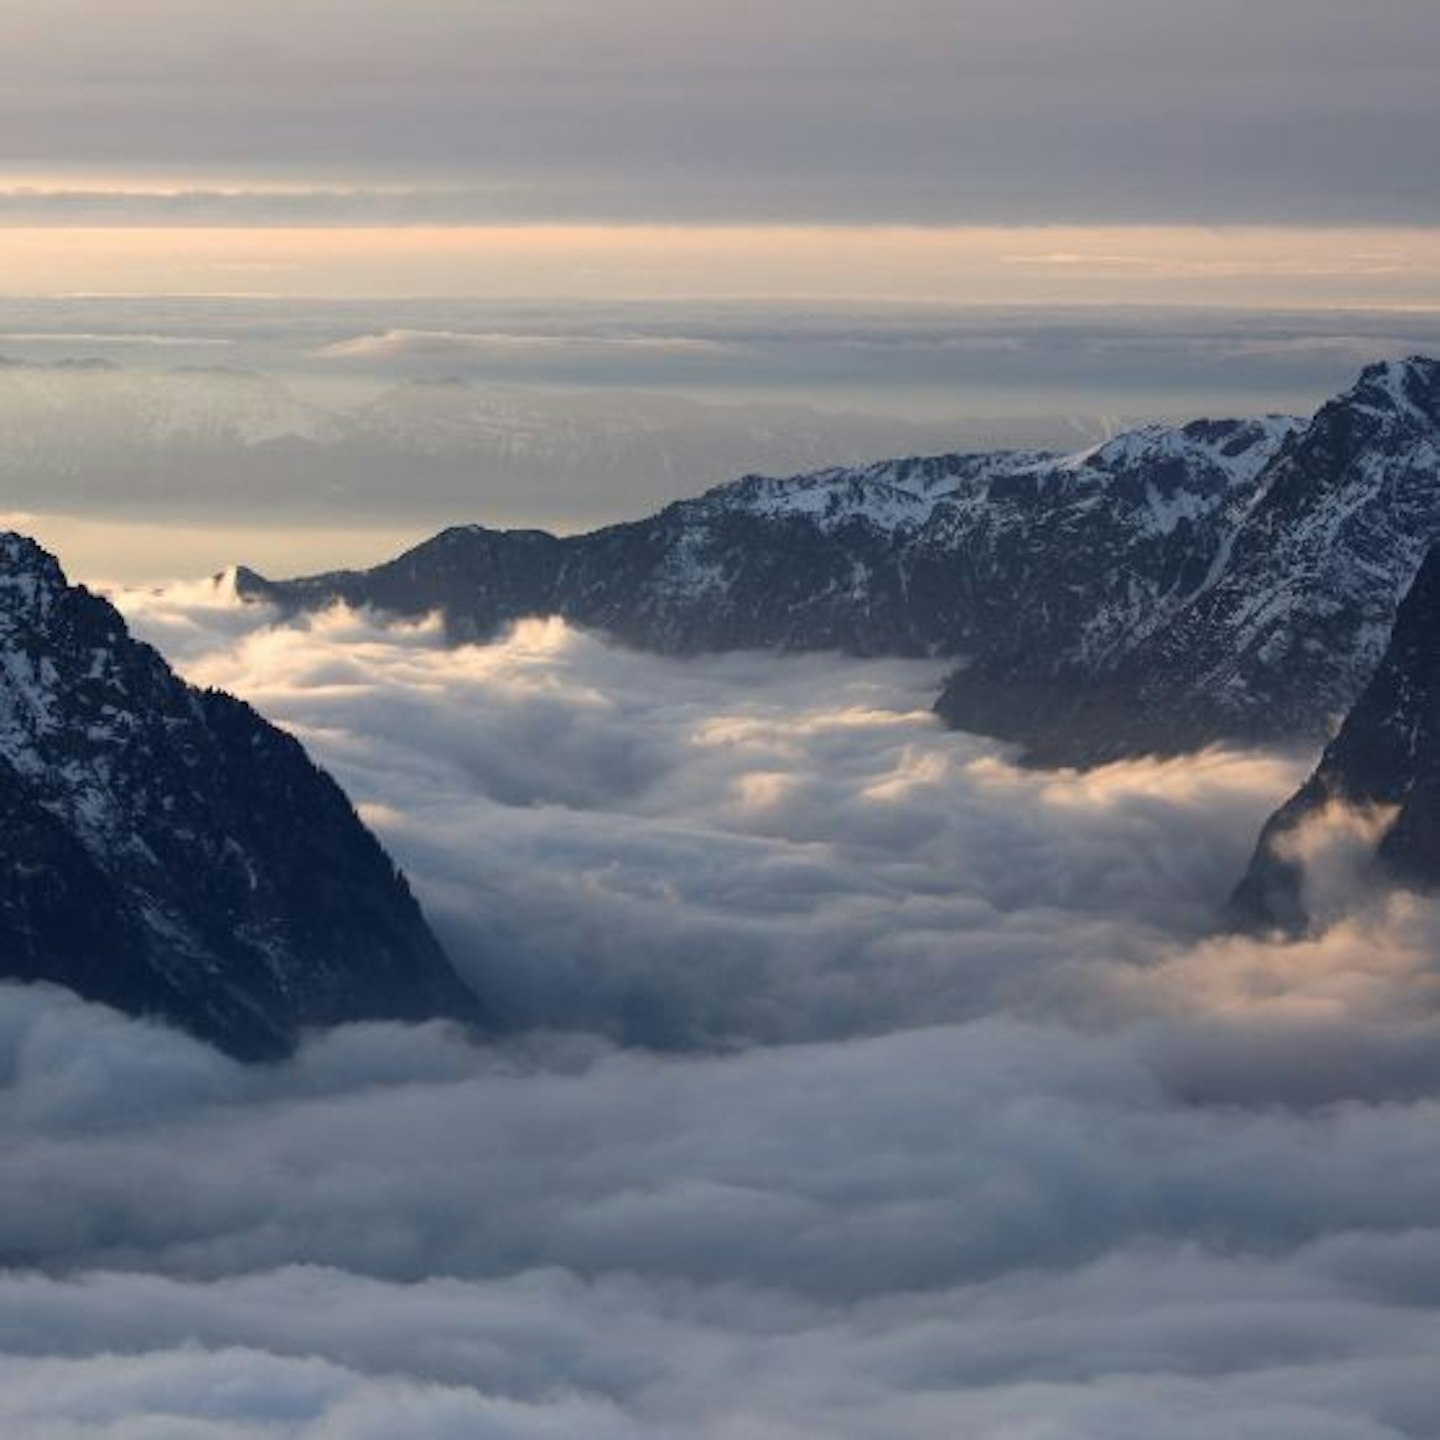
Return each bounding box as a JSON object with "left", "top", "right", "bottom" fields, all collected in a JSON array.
[
  {"left": 0, "top": 360, "right": 337, "bottom": 451},
  {"left": 238, "top": 420, "right": 1297, "bottom": 658},
  {"left": 0, "top": 532, "right": 480, "bottom": 1060},
  {"left": 237, "top": 357, "right": 1440, "bottom": 768},
  {"left": 1231, "top": 545, "right": 1440, "bottom": 933},
  {"left": 0, "top": 361, "right": 1098, "bottom": 526},
  {"left": 0, "top": 363, "right": 339, "bottom": 512},
  {"left": 942, "top": 356, "right": 1440, "bottom": 763},
  {"left": 341, "top": 382, "right": 1072, "bottom": 513}
]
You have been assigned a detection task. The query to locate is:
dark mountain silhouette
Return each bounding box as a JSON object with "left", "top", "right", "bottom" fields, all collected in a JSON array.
[
  {"left": 0, "top": 533, "right": 480, "bottom": 1059},
  {"left": 1233, "top": 544, "right": 1440, "bottom": 932}
]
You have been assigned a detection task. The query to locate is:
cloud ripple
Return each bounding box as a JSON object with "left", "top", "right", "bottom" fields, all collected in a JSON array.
[{"left": 0, "top": 587, "right": 1435, "bottom": 1437}]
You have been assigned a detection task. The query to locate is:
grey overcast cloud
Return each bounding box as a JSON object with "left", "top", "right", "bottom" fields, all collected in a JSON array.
[{"left": 1, "top": 0, "right": 1438, "bottom": 224}]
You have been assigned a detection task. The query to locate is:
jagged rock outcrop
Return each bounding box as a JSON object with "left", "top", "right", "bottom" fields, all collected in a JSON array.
[
  {"left": 0, "top": 533, "right": 480, "bottom": 1059},
  {"left": 944, "top": 356, "right": 1440, "bottom": 762},
  {"left": 1232, "top": 544, "right": 1440, "bottom": 932}
]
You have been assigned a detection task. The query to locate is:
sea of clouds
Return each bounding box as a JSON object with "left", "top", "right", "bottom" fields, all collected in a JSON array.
[{"left": 3, "top": 585, "right": 1440, "bottom": 1438}]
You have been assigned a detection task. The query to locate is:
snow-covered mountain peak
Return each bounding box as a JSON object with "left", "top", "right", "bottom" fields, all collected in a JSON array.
[
  {"left": 0, "top": 532, "right": 71, "bottom": 630},
  {"left": 0, "top": 530, "right": 64, "bottom": 578},
  {"left": 684, "top": 413, "right": 1303, "bottom": 547},
  {"left": 694, "top": 450, "right": 1051, "bottom": 535},
  {"left": 703, "top": 469, "right": 937, "bottom": 529},
  {"left": 1, "top": 527, "right": 479, "bottom": 1059},
  {"left": 1054, "top": 414, "right": 1302, "bottom": 485},
  {"left": 1336, "top": 355, "right": 1440, "bottom": 427}
]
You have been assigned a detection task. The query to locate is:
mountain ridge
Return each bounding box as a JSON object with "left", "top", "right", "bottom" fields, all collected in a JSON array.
[
  {"left": 237, "top": 360, "right": 1440, "bottom": 764},
  {"left": 0, "top": 531, "right": 481, "bottom": 1059},
  {"left": 238, "top": 410, "right": 1303, "bottom": 668}
]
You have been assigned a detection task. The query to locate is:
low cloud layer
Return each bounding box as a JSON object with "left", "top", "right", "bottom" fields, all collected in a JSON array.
[
  {"left": 5, "top": 296, "right": 1438, "bottom": 419},
  {"left": 5, "top": 986, "right": 1440, "bottom": 1436},
  {"left": 124, "top": 593, "right": 1308, "bottom": 1046},
  {"left": 5, "top": 588, "right": 1440, "bottom": 1436}
]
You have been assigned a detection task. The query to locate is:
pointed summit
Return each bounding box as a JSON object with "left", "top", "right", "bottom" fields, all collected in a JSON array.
[
  {"left": 0, "top": 531, "right": 69, "bottom": 612},
  {"left": 0, "top": 532, "right": 483, "bottom": 1060},
  {"left": 1341, "top": 355, "right": 1440, "bottom": 423}
]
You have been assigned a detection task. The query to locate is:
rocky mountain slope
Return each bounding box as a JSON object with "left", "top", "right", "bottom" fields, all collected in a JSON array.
[
  {"left": 944, "top": 356, "right": 1440, "bottom": 761},
  {"left": 1232, "top": 544, "right": 1440, "bottom": 932},
  {"left": 238, "top": 357, "right": 1440, "bottom": 767},
  {"left": 0, "top": 532, "right": 480, "bottom": 1059},
  {"left": 238, "top": 418, "right": 1296, "bottom": 658}
]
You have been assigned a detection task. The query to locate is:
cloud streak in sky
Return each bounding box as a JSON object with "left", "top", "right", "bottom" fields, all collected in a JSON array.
[
  {"left": 314, "top": 329, "right": 735, "bottom": 364},
  {"left": 1, "top": 0, "right": 1437, "bottom": 226}
]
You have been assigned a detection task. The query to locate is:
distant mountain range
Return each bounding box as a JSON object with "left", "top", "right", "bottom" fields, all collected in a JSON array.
[
  {"left": 238, "top": 357, "right": 1440, "bottom": 769},
  {"left": 0, "top": 360, "right": 1112, "bottom": 526},
  {"left": 0, "top": 532, "right": 479, "bottom": 1059}
]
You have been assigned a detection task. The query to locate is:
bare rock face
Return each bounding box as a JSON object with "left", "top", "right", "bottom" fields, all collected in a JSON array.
[
  {"left": 0, "top": 532, "right": 481, "bottom": 1060},
  {"left": 972, "top": 356, "right": 1440, "bottom": 764},
  {"left": 1232, "top": 544, "right": 1440, "bottom": 933}
]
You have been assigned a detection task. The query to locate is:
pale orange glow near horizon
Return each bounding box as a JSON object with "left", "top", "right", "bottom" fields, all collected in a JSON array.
[
  {"left": 1, "top": 224, "right": 1438, "bottom": 308},
  {"left": 0, "top": 509, "right": 435, "bottom": 588}
]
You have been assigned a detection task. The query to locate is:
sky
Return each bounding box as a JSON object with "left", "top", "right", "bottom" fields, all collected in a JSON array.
[
  {"left": 0, "top": 0, "right": 1437, "bottom": 303},
  {"left": 1, "top": 0, "right": 1438, "bottom": 580},
  {"left": 0, "top": 0, "right": 1436, "bottom": 224},
  {"left": 6, "top": 295, "right": 1440, "bottom": 583}
]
